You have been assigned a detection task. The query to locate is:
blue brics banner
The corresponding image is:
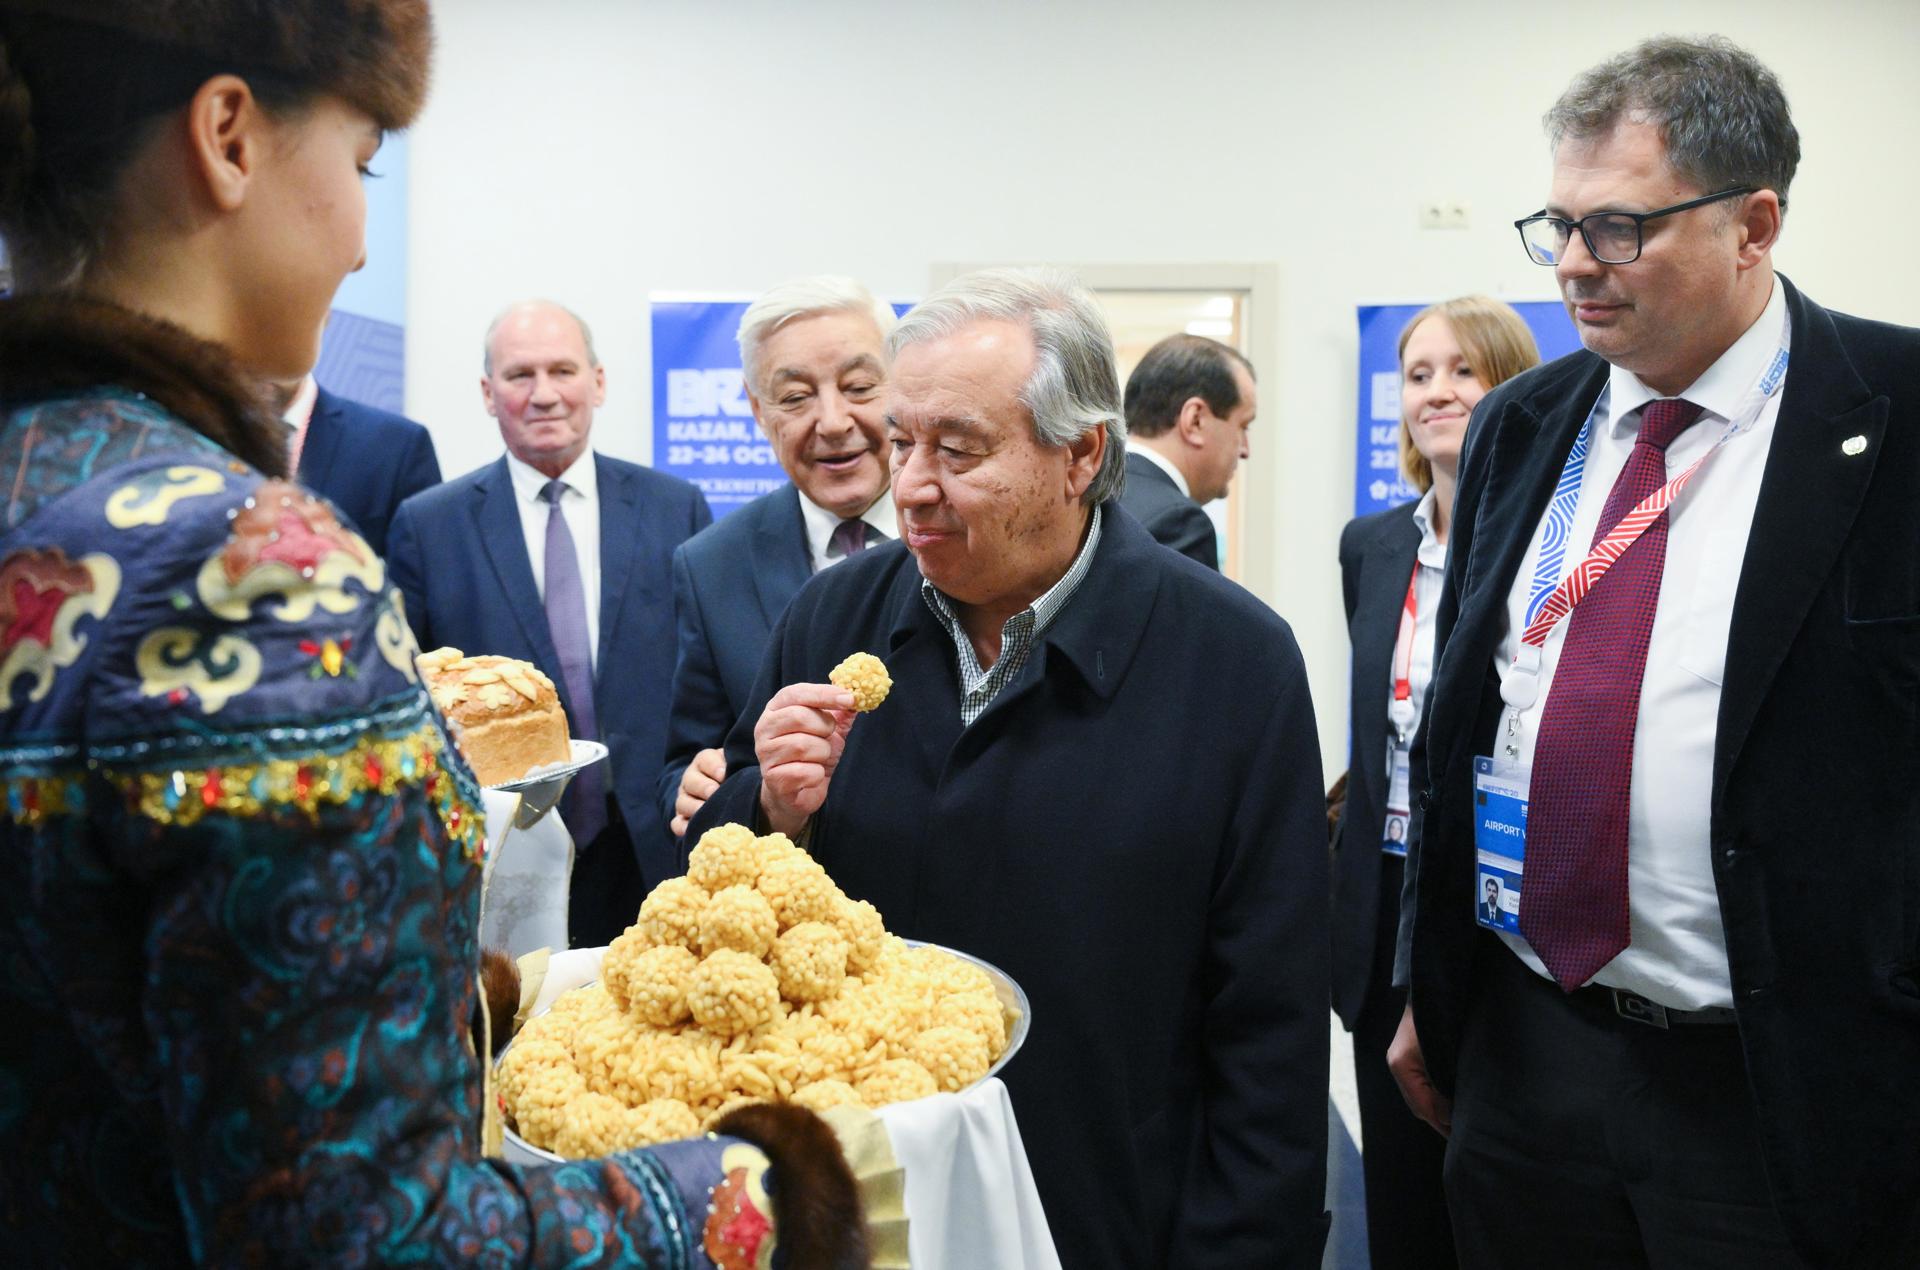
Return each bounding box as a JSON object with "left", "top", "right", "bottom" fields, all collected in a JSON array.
[
  {"left": 1353, "top": 300, "right": 1583, "bottom": 518},
  {"left": 651, "top": 298, "right": 778, "bottom": 518},
  {"left": 651, "top": 296, "right": 915, "bottom": 518}
]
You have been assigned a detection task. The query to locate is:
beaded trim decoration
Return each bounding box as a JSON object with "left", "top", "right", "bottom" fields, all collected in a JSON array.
[{"left": 4, "top": 720, "right": 484, "bottom": 859}]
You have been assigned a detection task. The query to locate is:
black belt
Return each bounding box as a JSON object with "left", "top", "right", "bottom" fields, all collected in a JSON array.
[{"left": 1494, "top": 944, "right": 1739, "bottom": 1030}]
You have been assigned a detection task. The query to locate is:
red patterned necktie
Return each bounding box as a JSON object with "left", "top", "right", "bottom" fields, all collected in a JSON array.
[{"left": 1519, "top": 397, "right": 1704, "bottom": 990}]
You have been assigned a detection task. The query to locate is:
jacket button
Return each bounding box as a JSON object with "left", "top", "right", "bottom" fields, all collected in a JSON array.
[{"left": 1418, "top": 789, "right": 1433, "bottom": 812}]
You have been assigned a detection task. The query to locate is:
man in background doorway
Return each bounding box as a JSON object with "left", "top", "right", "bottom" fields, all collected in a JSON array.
[{"left": 1118, "top": 332, "right": 1256, "bottom": 569}]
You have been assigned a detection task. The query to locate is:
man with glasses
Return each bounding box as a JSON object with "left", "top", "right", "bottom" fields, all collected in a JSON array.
[{"left": 1391, "top": 36, "right": 1920, "bottom": 1267}]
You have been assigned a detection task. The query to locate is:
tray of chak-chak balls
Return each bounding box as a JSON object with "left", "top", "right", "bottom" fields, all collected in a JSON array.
[{"left": 496, "top": 820, "right": 1031, "bottom": 1165}]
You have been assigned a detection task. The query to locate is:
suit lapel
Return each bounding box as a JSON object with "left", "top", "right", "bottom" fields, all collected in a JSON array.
[
  {"left": 1715, "top": 282, "right": 1885, "bottom": 794},
  {"left": 1448, "top": 360, "right": 1607, "bottom": 684},
  {"left": 754, "top": 486, "right": 814, "bottom": 628},
  {"left": 299, "top": 388, "right": 344, "bottom": 493},
  {"left": 596, "top": 455, "right": 640, "bottom": 685},
  {"left": 474, "top": 458, "right": 563, "bottom": 672}
]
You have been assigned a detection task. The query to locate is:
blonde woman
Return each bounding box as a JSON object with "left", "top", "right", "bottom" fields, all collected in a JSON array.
[{"left": 1332, "top": 296, "right": 1538, "bottom": 1269}]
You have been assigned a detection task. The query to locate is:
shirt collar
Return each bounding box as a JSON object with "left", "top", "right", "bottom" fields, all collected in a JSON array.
[
  {"left": 799, "top": 487, "right": 895, "bottom": 565},
  {"left": 1604, "top": 278, "right": 1786, "bottom": 436},
  {"left": 506, "top": 448, "right": 598, "bottom": 503},
  {"left": 1408, "top": 486, "right": 1447, "bottom": 567},
  {"left": 279, "top": 375, "right": 318, "bottom": 430},
  {"left": 921, "top": 504, "right": 1104, "bottom": 643},
  {"left": 1125, "top": 440, "right": 1191, "bottom": 499}
]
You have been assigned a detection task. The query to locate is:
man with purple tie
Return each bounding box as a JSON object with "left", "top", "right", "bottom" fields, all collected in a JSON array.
[
  {"left": 1391, "top": 37, "right": 1920, "bottom": 1267},
  {"left": 388, "top": 301, "right": 711, "bottom": 946}
]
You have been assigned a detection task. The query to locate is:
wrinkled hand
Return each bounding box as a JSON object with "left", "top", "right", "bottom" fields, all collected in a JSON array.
[
  {"left": 1387, "top": 1003, "right": 1452, "bottom": 1138},
  {"left": 754, "top": 682, "right": 856, "bottom": 838},
  {"left": 671, "top": 747, "right": 728, "bottom": 838}
]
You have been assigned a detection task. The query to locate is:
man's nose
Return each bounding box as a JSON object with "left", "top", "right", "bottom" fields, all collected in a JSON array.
[
  {"left": 891, "top": 445, "right": 939, "bottom": 503},
  {"left": 817, "top": 390, "right": 854, "bottom": 438},
  {"left": 1555, "top": 224, "right": 1605, "bottom": 284},
  {"left": 530, "top": 373, "right": 560, "bottom": 403}
]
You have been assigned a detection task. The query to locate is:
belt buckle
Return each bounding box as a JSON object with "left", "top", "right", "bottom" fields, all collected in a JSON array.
[{"left": 1611, "top": 989, "right": 1669, "bottom": 1029}]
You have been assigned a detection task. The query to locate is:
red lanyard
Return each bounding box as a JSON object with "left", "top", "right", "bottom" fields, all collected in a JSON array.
[{"left": 1392, "top": 564, "right": 1419, "bottom": 705}]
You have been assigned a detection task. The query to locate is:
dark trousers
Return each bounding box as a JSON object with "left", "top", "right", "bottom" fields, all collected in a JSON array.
[
  {"left": 566, "top": 795, "right": 644, "bottom": 949},
  {"left": 1444, "top": 944, "right": 1808, "bottom": 1269},
  {"left": 1352, "top": 853, "right": 1457, "bottom": 1270}
]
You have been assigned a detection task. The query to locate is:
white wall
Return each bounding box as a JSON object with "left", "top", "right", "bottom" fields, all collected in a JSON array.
[{"left": 404, "top": 0, "right": 1920, "bottom": 775}]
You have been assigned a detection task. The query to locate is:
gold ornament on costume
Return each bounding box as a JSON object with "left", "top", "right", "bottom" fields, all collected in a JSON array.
[
  {"left": 195, "top": 481, "right": 383, "bottom": 621},
  {"left": 104, "top": 465, "right": 226, "bottom": 528},
  {"left": 0, "top": 548, "right": 121, "bottom": 710}
]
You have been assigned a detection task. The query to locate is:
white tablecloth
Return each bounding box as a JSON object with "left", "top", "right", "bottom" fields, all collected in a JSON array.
[{"left": 525, "top": 947, "right": 1061, "bottom": 1270}]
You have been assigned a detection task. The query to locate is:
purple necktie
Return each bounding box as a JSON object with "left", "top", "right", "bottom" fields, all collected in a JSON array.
[
  {"left": 1520, "top": 397, "right": 1703, "bottom": 990},
  {"left": 541, "top": 479, "right": 605, "bottom": 846},
  {"left": 830, "top": 517, "right": 871, "bottom": 559}
]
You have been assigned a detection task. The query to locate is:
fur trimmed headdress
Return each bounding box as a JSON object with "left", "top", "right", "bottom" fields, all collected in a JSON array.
[{"left": 0, "top": 0, "right": 432, "bottom": 130}]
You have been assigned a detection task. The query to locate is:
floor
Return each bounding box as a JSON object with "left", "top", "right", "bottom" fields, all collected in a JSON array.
[{"left": 1326, "top": 1013, "right": 1371, "bottom": 1269}]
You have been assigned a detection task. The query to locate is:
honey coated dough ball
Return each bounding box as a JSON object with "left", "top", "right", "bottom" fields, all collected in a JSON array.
[
  {"left": 832, "top": 897, "right": 888, "bottom": 975},
  {"left": 756, "top": 853, "right": 842, "bottom": 930},
  {"left": 633, "top": 876, "right": 709, "bottom": 950},
  {"left": 688, "top": 822, "right": 768, "bottom": 892},
  {"left": 856, "top": 1057, "right": 940, "bottom": 1108},
  {"left": 687, "top": 948, "right": 782, "bottom": 1038},
  {"left": 549, "top": 1091, "right": 640, "bottom": 1158},
  {"left": 907, "top": 1025, "right": 993, "bottom": 1092},
  {"left": 769, "top": 921, "right": 851, "bottom": 1003},
  {"left": 789, "top": 1079, "right": 863, "bottom": 1113},
  {"left": 697, "top": 884, "right": 779, "bottom": 959},
  {"left": 931, "top": 990, "right": 1009, "bottom": 1055},
  {"left": 828, "top": 651, "right": 892, "bottom": 712},
  {"left": 613, "top": 943, "right": 698, "bottom": 1028},
  {"left": 629, "top": 1097, "right": 702, "bottom": 1146}
]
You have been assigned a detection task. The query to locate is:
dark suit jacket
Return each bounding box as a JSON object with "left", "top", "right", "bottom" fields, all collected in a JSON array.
[
  {"left": 690, "top": 508, "right": 1330, "bottom": 1270},
  {"left": 1408, "top": 278, "right": 1920, "bottom": 1266},
  {"left": 299, "top": 386, "right": 440, "bottom": 557},
  {"left": 1331, "top": 499, "right": 1421, "bottom": 1027},
  {"left": 657, "top": 485, "right": 813, "bottom": 833},
  {"left": 387, "top": 454, "right": 713, "bottom": 886},
  {"left": 1119, "top": 450, "right": 1217, "bottom": 568}
]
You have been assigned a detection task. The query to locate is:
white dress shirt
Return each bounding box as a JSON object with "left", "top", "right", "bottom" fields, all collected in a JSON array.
[
  {"left": 1494, "top": 279, "right": 1788, "bottom": 1009},
  {"left": 799, "top": 490, "right": 895, "bottom": 574},
  {"left": 280, "top": 374, "right": 318, "bottom": 473},
  {"left": 1392, "top": 485, "right": 1449, "bottom": 748},
  {"left": 1125, "top": 440, "right": 1191, "bottom": 499},
  {"left": 505, "top": 450, "right": 602, "bottom": 672}
]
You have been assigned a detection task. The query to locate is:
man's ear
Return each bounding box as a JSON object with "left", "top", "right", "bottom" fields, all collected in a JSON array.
[
  {"left": 1176, "top": 396, "right": 1211, "bottom": 449},
  {"left": 184, "top": 75, "right": 268, "bottom": 213},
  {"left": 591, "top": 363, "right": 608, "bottom": 407},
  {"left": 480, "top": 375, "right": 498, "bottom": 419},
  {"left": 1736, "top": 189, "right": 1783, "bottom": 269},
  {"left": 1065, "top": 424, "right": 1106, "bottom": 502}
]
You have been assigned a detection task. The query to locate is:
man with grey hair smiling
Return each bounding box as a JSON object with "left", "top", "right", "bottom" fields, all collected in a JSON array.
[
  {"left": 690, "top": 267, "right": 1331, "bottom": 1268},
  {"left": 1393, "top": 36, "right": 1920, "bottom": 1267},
  {"left": 660, "top": 276, "right": 896, "bottom": 838}
]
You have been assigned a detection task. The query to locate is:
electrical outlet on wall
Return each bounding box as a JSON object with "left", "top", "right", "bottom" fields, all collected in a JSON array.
[{"left": 1418, "top": 201, "right": 1471, "bottom": 230}]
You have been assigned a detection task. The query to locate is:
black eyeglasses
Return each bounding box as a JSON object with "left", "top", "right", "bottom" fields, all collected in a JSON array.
[{"left": 1514, "top": 187, "right": 1755, "bottom": 266}]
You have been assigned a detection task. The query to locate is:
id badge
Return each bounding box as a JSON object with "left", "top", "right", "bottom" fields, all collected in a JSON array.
[
  {"left": 1381, "top": 739, "right": 1412, "bottom": 857},
  {"left": 1472, "top": 755, "right": 1525, "bottom": 933}
]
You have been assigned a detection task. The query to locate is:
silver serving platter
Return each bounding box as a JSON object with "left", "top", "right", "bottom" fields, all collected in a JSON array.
[
  {"left": 485, "top": 739, "right": 608, "bottom": 829},
  {"left": 499, "top": 938, "right": 1030, "bottom": 1166}
]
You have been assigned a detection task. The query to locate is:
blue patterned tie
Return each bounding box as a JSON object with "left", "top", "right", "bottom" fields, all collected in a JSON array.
[{"left": 541, "top": 479, "right": 605, "bottom": 846}]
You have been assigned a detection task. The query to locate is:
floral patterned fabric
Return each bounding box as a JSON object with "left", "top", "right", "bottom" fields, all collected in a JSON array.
[{"left": 0, "top": 389, "right": 780, "bottom": 1268}]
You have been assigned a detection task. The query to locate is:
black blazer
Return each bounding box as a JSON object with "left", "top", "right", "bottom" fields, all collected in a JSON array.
[
  {"left": 1119, "top": 450, "right": 1218, "bottom": 568},
  {"left": 1409, "top": 278, "right": 1920, "bottom": 1265},
  {"left": 1331, "top": 500, "right": 1421, "bottom": 1027},
  {"left": 298, "top": 386, "right": 440, "bottom": 557},
  {"left": 657, "top": 484, "right": 813, "bottom": 830},
  {"left": 387, "top": 454, "right": 713, "bottom": 885},
  {"left": 691, "top": 507, "right": 1330, "bottom": 1270}
]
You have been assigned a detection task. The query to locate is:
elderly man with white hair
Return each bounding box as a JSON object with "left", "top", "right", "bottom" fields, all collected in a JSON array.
[
  {"left": 660, "top": 276, "right": 897, "bottom": 839},
  {"left": 689, "top": 267, "right": 1330, "bottom": 1269}
]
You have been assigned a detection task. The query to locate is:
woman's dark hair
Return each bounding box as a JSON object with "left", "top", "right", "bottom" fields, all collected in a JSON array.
[{"left": 0, "top": 2, "right": 430, "bottom": 292}]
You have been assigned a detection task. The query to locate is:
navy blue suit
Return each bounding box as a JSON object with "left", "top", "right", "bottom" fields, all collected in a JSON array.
[
  {"left": 387, "top": 454, "right": 712, "bottom": 926},
  {"left": 658, "top": 485, "right": 812, "bottom": 833},
  {"left": 299, "top": 385, "right": 440, "bottom": 557},
  {"left": 690, "top": 507, "right": 1330, "bottom": 1270},
  {"left": 1119, "top": 450, "right": 1217, "bottom": 568}
]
